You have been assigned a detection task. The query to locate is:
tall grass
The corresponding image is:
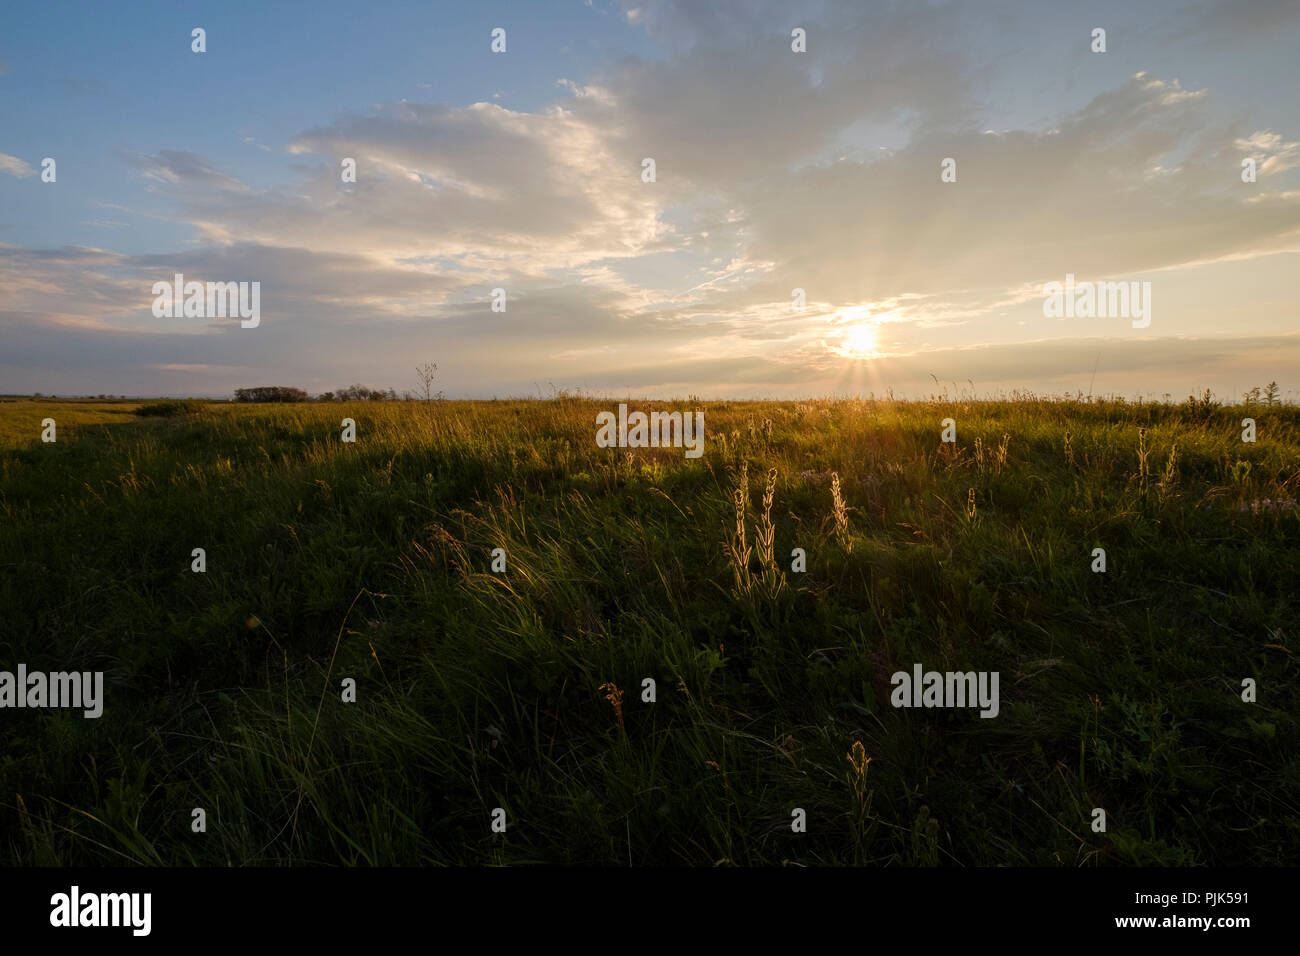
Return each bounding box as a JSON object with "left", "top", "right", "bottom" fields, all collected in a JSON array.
[{"left": 1, "top": 396, "right": 1296, "bottom": 865}]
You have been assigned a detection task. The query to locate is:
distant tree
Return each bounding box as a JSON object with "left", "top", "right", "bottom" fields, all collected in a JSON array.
[
  {"left": 234, "top": 386, "right": 308, "bottom": 403},
  {"left": 318, "top": 391, "right": 336, "bottom": 402},
  {"left": 416, "top": 363, "right": 438, "bottom": 401},
  {"left": 1264, "top": 381, "right": 1281, "bottom": 406},
  {"left": 331, "top": 384, "right": 403, "bottom": 401}
]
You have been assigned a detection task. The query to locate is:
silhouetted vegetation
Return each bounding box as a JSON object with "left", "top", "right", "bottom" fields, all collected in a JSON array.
[
  {"left": 332, "top": 384, "right": 398, "bottom": 401},
  {"left": 234, "top": 386, "right": 309, "bottom": 403},
  {"left": 134, "top": 399, "right": 208, "bottom": 417}
]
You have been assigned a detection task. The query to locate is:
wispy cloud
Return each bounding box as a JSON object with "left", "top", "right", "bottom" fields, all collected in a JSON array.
[
  {"left": 0, "top": 152, "right": 34, "bottom": 178},
  {"left": 126, "top": 150, "right": 249, "bottom": 192}
]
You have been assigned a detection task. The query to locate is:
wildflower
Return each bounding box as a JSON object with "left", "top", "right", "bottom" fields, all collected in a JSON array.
[
  {"left": 598, "top": 681, "right": 625, "bottom": 732},
  {"left": 847, "top": 741, "right": 872, "bottom": 804}
]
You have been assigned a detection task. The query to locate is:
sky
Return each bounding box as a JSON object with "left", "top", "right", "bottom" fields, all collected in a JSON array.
[{"left": 1, "top": 0, "right": 1298, "bottom": 400}]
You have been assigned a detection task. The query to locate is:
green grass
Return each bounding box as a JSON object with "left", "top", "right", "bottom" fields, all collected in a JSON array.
[
  {"left": 134, "top": 399, "right": 210, "bottom": 418},
  {"left": 0, "top": 400, "right": 142, "bottom": 449},
  {"left": 1, "top": 396, "right": 1296, "bottom": 865}
]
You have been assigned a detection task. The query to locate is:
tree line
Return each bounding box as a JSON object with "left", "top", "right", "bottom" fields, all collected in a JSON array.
[
  {"left": 233, "top": 385, "right": 404, "bottom": 402},
  {"left": 233, "top": 365, "right": 442, "bottom": 403}
]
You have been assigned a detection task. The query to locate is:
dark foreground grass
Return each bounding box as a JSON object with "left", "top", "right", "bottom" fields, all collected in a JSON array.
[{"left": 0, "top": 396, "right": 1296, "bottom": 865}]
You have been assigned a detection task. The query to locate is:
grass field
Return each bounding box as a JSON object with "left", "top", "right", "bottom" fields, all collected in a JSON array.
[{"left": 1, "top": 395, "right": 1296, "bottom": 865}]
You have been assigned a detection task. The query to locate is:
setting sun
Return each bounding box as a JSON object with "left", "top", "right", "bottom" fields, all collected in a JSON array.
[{"left": 840, "top": 323, "right": 879, "bottom": 358}]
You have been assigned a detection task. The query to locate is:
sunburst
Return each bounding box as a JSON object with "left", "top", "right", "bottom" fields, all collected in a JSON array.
[{"left": 838, "top": 322, "right": 878, "bottom": 358}]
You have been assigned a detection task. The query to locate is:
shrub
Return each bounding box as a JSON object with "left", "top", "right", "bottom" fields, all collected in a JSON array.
[
  {"left": 134, "top": 399, "right": 208, "bottom": 417},
  {"left": 1180, "top": 388, "right": 1221, "bottom": 423},
  {"left": 233, "top": 386, "right": 308, "bottom": 403}
]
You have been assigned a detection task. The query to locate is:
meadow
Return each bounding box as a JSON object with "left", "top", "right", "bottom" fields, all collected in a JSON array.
[{"left": 0, "top": 394, "right": 1296, "bottom": 865}]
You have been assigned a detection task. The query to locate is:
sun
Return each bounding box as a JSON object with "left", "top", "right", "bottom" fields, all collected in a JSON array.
[{"left": 840, "top": 322, "right": 878, "bottom": 358}]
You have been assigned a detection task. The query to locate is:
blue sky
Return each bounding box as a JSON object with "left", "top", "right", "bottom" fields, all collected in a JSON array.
[
  {"left": 1, "top": 1, "right": 656, "bottom": 251},
  {"left": 2, "top": 0, "right": 1299, "bottom": 399}
]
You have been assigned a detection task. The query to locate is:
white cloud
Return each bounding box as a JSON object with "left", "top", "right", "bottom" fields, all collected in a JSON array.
[
  {"left": 0, "top": 152, "right": 34, "bottom": 178},
  {"left": 1235, "top": 130, "right": 1300, "bottom": 175}
]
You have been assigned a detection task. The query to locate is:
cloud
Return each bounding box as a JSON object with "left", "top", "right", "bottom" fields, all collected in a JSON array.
[
  {"left": 0, "top": 152, "right": 34, "bottom": 178},
  {"left": 117, "top": 0, "right": 989, "bottom": 275},
  {"left": 102, "top": 99, "right": 665, "bottom": 278},
  {"left": 699, "top": 73, "right": 1300, "bottom": 318},
  {"left": 1235, "top": 130, "right": 1300, "bottom": 175},
  {"left": 138, "top": 12, "right": 1296, "bottom": 343},
  {"left": 0, "top": 241, "right": 465, "bottom": 329},
  {"left": 126, "top": 150, "right": 249, "bottom": 191},
  {"left": 589, "top": 0, "right": 982, "bottom": 189}
]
